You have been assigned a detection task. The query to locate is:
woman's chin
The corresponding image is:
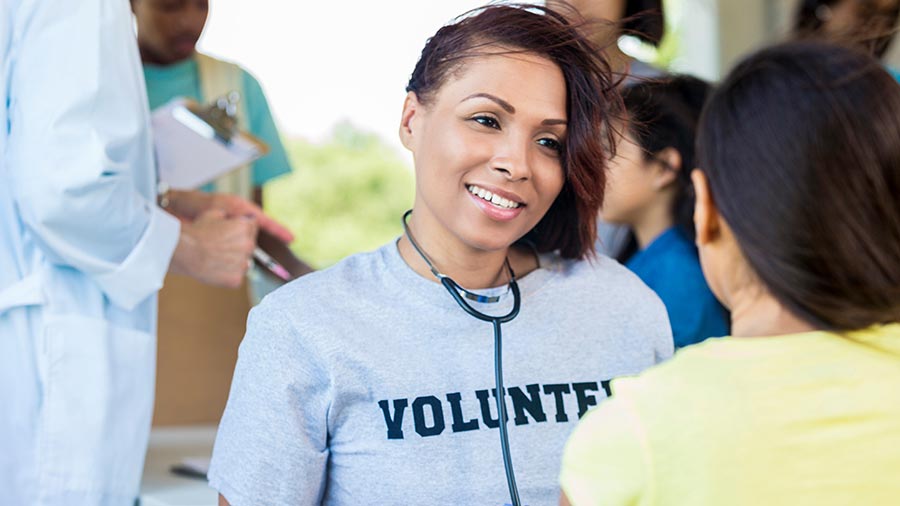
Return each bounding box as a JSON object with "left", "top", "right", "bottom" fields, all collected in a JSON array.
[{"left": 459, "top": 232, "right": 525, "bottom": 255}]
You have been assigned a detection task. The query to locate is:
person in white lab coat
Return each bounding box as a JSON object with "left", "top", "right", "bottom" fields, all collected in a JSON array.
[{"left": 0, "top": 0, "right": 294, "bottom": 504}]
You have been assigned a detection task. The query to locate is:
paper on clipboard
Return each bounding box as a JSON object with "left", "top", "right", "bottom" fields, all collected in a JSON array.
[{"left": 152, "top": 98, "right": 269, "bottom": 190}]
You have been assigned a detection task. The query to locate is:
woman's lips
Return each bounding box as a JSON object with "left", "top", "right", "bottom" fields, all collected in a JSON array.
[{"left": 466, "top": 184, "right": 525, "bottom": 221}]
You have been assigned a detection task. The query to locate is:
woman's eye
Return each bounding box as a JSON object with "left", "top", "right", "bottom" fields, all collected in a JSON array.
[
  {"left": 538, "top": 137, "right": 563, "bottom": 154},
  {"left": 472, "top": 116, "right": 500, "bottom": 130}
]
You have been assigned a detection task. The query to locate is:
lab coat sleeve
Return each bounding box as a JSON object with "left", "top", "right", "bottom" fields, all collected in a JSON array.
[{"left": 6, "top": 0, "right": 180, "bottom": 310}]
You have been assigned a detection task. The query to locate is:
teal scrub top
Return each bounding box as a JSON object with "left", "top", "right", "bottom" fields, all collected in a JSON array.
[{"left": 143, "top": 57, "right": 292, "bottom": 189}]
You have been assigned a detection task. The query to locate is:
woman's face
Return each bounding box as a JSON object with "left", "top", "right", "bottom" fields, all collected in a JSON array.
[
  {"left": 601, "top": 131, "right": 658, "bottom": 225},
  {"left": 400, "top": 50, "right": 568, "bottom": 254},
  {"left": 132, "top": 0, "right": 209, "bottom": 65}
]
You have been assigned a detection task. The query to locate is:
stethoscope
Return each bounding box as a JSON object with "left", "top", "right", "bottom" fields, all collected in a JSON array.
[{"left": 402, "top": 210, "right": 523, "bottom": 506}]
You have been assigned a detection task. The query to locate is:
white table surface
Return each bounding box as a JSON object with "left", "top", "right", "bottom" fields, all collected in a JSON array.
[{"left": 140, "top": 426, "right": 219, "bottom": 506}]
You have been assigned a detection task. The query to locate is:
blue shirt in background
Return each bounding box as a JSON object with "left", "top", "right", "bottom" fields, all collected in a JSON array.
[
  {"left": 143, "top": 57, "right": 292, "bottom": 189},
  {"left": 887, "top": 66, "right": 900, "bottom": 83},
  {"left": 626, "top": 227, "right": 729, "bottom": 348}
]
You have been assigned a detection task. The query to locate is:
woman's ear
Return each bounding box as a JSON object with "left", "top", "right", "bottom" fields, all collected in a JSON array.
[
  {"left": 652, "top": 147, "right": 682, "bottom": 189},
  {"left": 399, "top": 91, "right": 421, "bottom": 151},
  {"left": 692, "top": 168, "right": 720, "bottom": 246}
]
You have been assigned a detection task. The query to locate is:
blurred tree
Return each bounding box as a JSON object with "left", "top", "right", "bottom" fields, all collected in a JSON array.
[{"left": 264, "top": 121, "right": 415, "bottom": 268}]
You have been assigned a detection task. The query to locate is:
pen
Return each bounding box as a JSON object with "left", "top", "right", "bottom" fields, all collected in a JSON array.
[
  {"left": 169, "top": 463, "right": 207, "bottom": 481},
  {"left": 253, "top": 247, "right": 292, "bottom": 281}
]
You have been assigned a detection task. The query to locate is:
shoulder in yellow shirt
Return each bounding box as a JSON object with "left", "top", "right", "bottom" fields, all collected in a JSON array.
[{"left": 560, "top": 324, "right": 900, "bottom": 506}]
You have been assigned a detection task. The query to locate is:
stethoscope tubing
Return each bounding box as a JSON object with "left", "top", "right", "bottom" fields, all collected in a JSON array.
[
  {"left": 441, "top": 276, "right": 522, "bottom": 506},
  {"left": 405, "top": 210, "right": 523, "bottom": 506}
]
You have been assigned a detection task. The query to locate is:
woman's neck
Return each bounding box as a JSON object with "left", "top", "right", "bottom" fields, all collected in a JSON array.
[
  {"left": 631, "top": 199, "right": 674, "bottom": 249},
  {"left": 397, "top": 212, "right": 538, "bottom": 289},
  {"left": 139, "top": 46, "right": 191, "bottom": 67},
  {"left": 728, "top": 285, "right": 818, "bottom": 338}
]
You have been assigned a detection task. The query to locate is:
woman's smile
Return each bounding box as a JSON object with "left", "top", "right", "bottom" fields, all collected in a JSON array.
[{"left": 466, "top": 183, "right": 525, "bottom": 221}]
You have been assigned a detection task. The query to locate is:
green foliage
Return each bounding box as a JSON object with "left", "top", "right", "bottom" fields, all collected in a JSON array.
[
  {"left": 653, "top": 0, "right": 683, "bottom": 69},
  {"left": 620, "top": 0, "right": 682, "bottom": 69},
  {"left": 264, "top": 121, "right": 415, "bottom": 268}
]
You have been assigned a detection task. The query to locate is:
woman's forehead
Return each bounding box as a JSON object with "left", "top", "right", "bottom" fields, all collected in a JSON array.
[{"left": 433, "top": 52, "right": 567, "bottom": 112}]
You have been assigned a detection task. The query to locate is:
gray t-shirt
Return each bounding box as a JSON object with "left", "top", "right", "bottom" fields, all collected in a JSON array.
[{"left": 208, "top": 241, "right": 672, "bottom": 506}]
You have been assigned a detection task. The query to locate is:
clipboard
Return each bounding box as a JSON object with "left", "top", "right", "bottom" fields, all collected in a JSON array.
[{"left": 152, "top": 95, "right": 269, "bottom": 190}]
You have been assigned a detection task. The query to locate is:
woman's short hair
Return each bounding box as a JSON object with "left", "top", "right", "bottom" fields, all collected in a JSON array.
[
  {"left": 697, "top": 40, "right": 900, "bottom": 330},
  {"left": 406, "top": 3, "right": 623, "bottom": 259}
]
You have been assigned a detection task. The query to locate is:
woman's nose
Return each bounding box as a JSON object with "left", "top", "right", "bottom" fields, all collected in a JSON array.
[{"left": 489, "top": 136, "right": 531, "bottom": 181}]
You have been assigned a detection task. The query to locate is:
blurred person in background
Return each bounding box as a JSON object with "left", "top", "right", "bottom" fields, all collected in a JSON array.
[
  {"left": 132, "top": 0, "right": 294, "bottom": 207},
  {"left": 793, "top": 0, "right": 900, "bottom": 80},
  {"left": 549, "top": 0, "right": 666, "bottom": 81},
  {"left": 548, "top": 0, "right": 667, "bottom": 257},
  {"left": 602, "top": 75, "right": 728, "bottom": 349},
  {"left": 131, "top": 0, "right": 313, "bottom": 299}
]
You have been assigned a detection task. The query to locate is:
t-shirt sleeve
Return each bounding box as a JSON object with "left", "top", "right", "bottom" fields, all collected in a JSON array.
[
  {"left": 559, "top": 382, "right": 652, "bottom": 506},
  {"left": 208, "top": 296, "right": 331, "bottom": 505},
  {"left": 240, "top": 70, "right": 293, "bottom": 187}
]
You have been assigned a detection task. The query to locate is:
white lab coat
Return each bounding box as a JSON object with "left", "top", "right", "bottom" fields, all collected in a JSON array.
[{"left": 0, "top": 0, "right": 180, "bottom": 504}]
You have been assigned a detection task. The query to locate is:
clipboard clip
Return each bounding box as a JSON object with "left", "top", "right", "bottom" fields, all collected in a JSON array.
[{"left": 176, "top": 91, "right": 241, "bottom": 144}]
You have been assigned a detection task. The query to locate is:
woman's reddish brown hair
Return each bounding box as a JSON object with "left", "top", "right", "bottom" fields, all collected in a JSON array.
[{"left": 406, "top": 3, "right": 623, "bottom": 259}]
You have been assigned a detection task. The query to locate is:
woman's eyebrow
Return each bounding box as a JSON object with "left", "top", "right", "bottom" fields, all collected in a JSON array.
[
  {"left": 461, "top": 93, "right": 566, "bottom": 125},
  {"left": 461, "top": 93, "right": 516, "bottom": 113}
]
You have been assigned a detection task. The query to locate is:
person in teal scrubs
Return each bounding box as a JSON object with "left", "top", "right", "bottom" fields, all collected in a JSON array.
[
  {"left": 131, "top": 0, "right": 294, "bottom": 207},
  {"left": 131, "top": 0, "right": 312, "bottom": 286}
]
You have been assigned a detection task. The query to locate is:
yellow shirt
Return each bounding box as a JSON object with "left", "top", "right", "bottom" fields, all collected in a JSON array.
[{"left": 560, "top": 324, "right": 900, "bottom": 506}]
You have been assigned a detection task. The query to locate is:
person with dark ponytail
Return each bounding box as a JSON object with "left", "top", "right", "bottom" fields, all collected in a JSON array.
[
  {"left": 602, "top": 75, "right": 728, "bottom": 348},
  {"left": 560, "top": 40, "right": 900, "bottom": 505}
]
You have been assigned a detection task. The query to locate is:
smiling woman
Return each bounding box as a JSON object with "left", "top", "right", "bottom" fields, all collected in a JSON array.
[
  {"left": 399, "top": 50, "right": 570, "bottom": 273},
  {"left": 207, "top": 4, "right": 673, "bottom": 506}
]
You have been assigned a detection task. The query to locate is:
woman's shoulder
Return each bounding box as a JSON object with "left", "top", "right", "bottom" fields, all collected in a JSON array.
[
  {"left": 545, "top": 251, "right": 663, "bottom": 301},
  {"left": 243, "top": 245, "right": 396, "bottom": 357},
  {"left": 537, "top": 251, "right": 673, "bottom": 342},
  {"left": 252, "top": 245, "right": 393, "bottom": 331},
  {"left": 262, "top": 244, "right": 391, "bottom": 308}
]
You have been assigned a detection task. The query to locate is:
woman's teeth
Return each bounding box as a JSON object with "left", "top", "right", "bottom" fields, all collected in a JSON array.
[{"left": 467, "top": 185, "right": 521, "bottom": 209}]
